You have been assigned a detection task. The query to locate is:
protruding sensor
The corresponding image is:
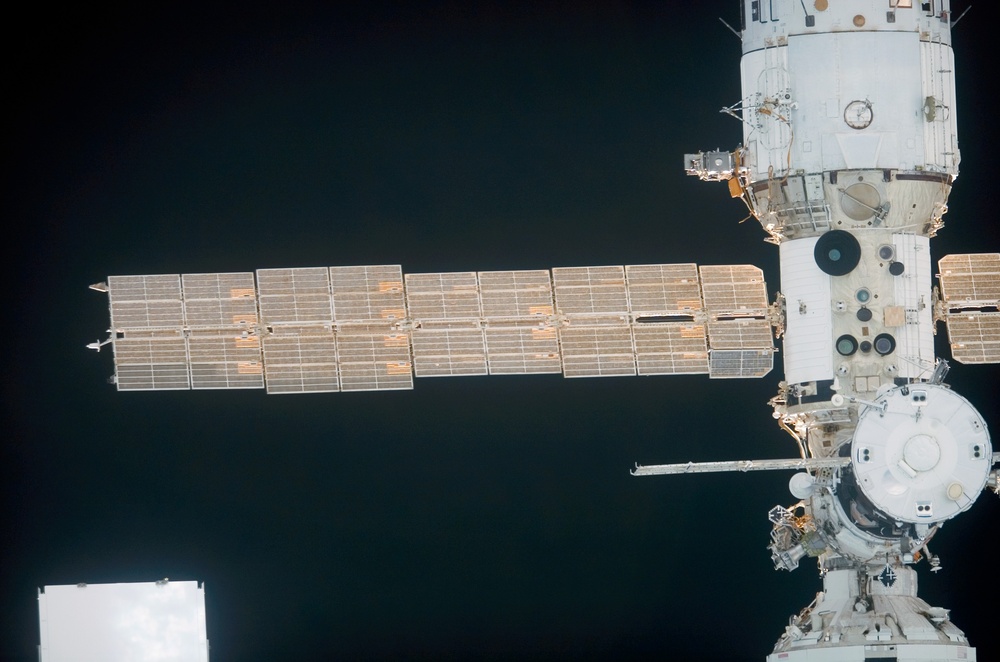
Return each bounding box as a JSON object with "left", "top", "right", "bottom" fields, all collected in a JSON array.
[{"left": 789, "top": 472, "right": 816, "bottom": 499}]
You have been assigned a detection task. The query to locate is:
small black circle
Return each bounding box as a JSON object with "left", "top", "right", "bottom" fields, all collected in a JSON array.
[
  {"left": 859, "top": 341, "right": 872, "bottom": 353},
  {"left": 878, "top": 245, "right": 895, "bottom": 260},
  {"left": 889, "top": 261, "right": 905, "bottom": 276},
  {"left": 836, "top": 335, "right": 859, "bottom": 356},
  {"left": 814, "top": 230, "right": 862, "bottom": 276},
  {"left": 873, "top": 333, "right": 896, "bottom": 355},
  {"left": 856, "top": 307, "right": 873, "bottom": 322}
]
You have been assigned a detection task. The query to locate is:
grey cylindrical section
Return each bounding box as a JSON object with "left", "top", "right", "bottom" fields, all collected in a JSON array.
[{"left": 741, "top": 0, "right": 953, "bottom": 54}]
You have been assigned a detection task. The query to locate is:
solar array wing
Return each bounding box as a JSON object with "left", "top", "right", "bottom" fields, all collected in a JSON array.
[
  {"left": 97, "top": 262, "right": 774, "bottom": 391},
  {"left": 938, "top": 253, "right": 1000, "bottom": 364}
]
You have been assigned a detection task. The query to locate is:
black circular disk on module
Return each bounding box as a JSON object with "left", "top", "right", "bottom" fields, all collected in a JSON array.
[
  {"left": 814, "top": 230, "right": 862, "bottom": 276},
  {"left": 836, "top": 335, "right": 859, "bottom": 356},
  {"left": 874, "top": 333, "right": 896, "bottom": 356}
]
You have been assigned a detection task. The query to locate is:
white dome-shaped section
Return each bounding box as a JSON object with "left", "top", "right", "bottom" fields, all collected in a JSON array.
[{"left": 851, "top": 384, "right": 991, "bottom": 524}]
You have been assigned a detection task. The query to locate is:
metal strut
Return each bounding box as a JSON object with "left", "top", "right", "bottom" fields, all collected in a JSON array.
[{"left": 631, "top": 456, "right": 851, "bottom": 476}]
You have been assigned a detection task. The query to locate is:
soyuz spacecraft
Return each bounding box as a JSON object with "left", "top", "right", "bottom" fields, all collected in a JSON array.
[{"left": 86, "top": 1, "right": 997, "bottom": 659}]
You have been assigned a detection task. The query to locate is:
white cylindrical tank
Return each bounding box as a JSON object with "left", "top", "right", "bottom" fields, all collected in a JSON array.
[{"left": 739, "top": 1, "right": 958, "bottom": 181}]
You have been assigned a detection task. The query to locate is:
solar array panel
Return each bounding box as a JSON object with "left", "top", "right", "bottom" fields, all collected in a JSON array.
[
  {"left": 699, "top": 266, "right": 773, "bottom": 378},
  {"left": 942, "top": 312, "right": 1000, "bottom": 364},
  {"left": 938, "top": 253, "right": 1000, "bottom": 365},
  {"left": 479, "top": 269, "right": 554, "bottom": 318},
  {"left": 113, "top": 334, "right": 190, "bottom": 391},
  {"left": 552, "top": 266, "right": 630, "bottom": 316},
  {"left": 330, "top": 265, "right": 405, "bottom": 323},
  {"left": 632, "top": 322, "right": 709, "bottom": 375},
  {"left": 108, "top": 275, "right": 184, "bottom": 330},
  {"left": 699, "top": 264, "right": 770, "bottom": 316},
  {"left": 560, "top": 323, "right": 636, "bottom": 377},
  {"left": 625, "top": 264, "right": 702, "bottom": 316},
  {"left": 405, "top": 271, "right": 482, "bottom": 320},
  {"left": 257, "top": 267, "right": 333, "bottom": 325},
  {"left": 484, "top": 322, "right": 561, "bottom": 375},
  {"left": 938, "top": 253, "right": 1000, "bottom": 309},
  {"left": 189, "top": 330, "right": 264, "bottom": 389},
  {"left": 107, "top": 273, "right": 264, "bottom": 391},
  {"left": 97, "top": 263, "right": 775, "bottom": 391},
  {"left": 336, "top": 326, "right": 413, "bottom": 391},
  {"left": 261, "top": 325, "right": 338, "bottom": 393},
  {"left": 181, "top": 272, "right": 258, "bottom": 327}
]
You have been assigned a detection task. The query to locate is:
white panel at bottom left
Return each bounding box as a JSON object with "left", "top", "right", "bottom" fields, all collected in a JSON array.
[{"left": 38, "top": 580, "right": 209, "bottom": 662}]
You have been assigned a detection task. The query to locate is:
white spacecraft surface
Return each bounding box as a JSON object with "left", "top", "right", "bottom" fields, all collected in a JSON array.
[
  {"left": 38, "top": 580, "right": 208, "bottom": 662},
  {"left": 81, "top": 1, "right": 997, "bottom": 659}
]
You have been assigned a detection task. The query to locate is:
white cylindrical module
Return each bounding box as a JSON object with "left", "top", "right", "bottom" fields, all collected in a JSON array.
[
  {"left": 740, "top": 1, "right": 958, "bottom": 181},
  {"left": 735, "top": 2, "right": 955, "bottom": 397}
]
